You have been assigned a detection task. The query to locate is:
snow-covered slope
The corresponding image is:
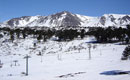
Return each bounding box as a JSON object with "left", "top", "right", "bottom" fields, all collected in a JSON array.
[
  {"left": 99, "top": 14, "right": 130, "bottom": 27},
  {"left": 28, "top": 11, "right": 83, "bottom": 27},
  {"left": 81, "top": 14, "right": 130, "bottom": 27},
  {"left": 0, "top": 36, "right": 130, "bottom": 80},
  {"left": 1, "top": 16, "right": 42, "bottom": 28},
  {"left": 0, "top": 11, "right": 130, "bottom": 28}
]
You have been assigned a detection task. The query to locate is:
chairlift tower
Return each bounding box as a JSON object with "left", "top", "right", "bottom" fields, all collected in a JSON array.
[{"left": 24, "top": 55, "right": 31, "bottom": 76}]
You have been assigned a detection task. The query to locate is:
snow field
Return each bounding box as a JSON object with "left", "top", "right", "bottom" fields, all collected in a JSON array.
[{"left": 0, "top": 37, "right": 130, "bottom": 80}]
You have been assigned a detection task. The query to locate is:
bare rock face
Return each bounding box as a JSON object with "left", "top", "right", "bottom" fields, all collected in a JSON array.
[{"left": 100, "top": 16, "right": 106, "bottom": 25}]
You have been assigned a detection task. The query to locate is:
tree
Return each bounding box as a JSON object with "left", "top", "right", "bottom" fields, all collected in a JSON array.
[
  {"left": 15, "top": 28, "right": 21, "bottom": 39},
  {"left": 106, "top": 27, "right": 114, "bottom": 42},
  {"left": 126, "top": 25, "right": 130, "bottom": 43},
  {"left": 10, "top": 30, "right": 14, "bottom": 42},
  {"left": 121, "top": 45, "right": 130, "bottom": 60},
  {"left": 37, "top": 34, "right": 42, "bottom": 41},
  {"left": 115, "top": 27, "right": 125, "bottom": 41},
  {"left": 22, "top": 30, "right": 27, "bottom": 39},
  {"left": 47, "top": 29, "right": 54, "bottom": 39},
  {"left": 80, "top": 29, "right": 85, "bottom": 39}
]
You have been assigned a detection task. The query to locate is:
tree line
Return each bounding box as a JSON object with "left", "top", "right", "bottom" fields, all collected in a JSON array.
[
  {"left": 0, "top": 27, "right": 86, "bottom": 42},
  {"left": 0, "top": 25, "right": 130, "bottom": 43},
  {"left": 86, "top": 25, "right": 130, "bottom": 43}
]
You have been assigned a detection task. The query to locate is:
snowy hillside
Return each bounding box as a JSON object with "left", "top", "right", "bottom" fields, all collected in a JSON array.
[
  {"left": 0, "top": 36, "right": 130, "bottom": 80},
  {"left": 0, "top": 11, "right": 130, "bottom": 28}
]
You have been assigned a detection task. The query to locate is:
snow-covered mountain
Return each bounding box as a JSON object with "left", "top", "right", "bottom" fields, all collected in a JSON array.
[{"left": 0, "top": 11, "right": 130, "bottom": 28}]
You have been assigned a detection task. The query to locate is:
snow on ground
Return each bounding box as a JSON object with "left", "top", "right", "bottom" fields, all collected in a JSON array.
[{"left": 0, "top": 37, "right": 130, "bottom": 80}]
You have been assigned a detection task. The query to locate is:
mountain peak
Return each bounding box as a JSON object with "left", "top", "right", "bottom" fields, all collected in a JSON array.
[
  {"left": 52, "top": 11, "right": 73, "bottom": 17},
  {"left": 59, "top": 11, "right": 71, "bottom": 14},
  {"left": 49, "top": 11, "right": 75, "bottom": 20},
  {"left": 53, "top": 11, "right": 74, "bottom": 16}
]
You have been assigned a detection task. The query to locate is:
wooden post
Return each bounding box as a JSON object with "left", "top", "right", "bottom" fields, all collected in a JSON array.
[
  {"left": 0, "top": 60, "right": 3, "bottom": 68},
  {"left": 57, "top": 43, "right": 62, "bottom": 61},
  {"left": 0, "top": 60, "right": 1, "bottom": 64},
  {"left": 88, "top": 44, "right": 91, "bottom": 60},
  {"left": 39, "top": 51, "right": 43, "bottom": 62}
]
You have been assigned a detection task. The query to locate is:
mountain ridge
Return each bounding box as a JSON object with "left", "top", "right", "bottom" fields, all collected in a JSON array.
[{"left": 0, "top": 11, "right": 130, "bottom": 28}]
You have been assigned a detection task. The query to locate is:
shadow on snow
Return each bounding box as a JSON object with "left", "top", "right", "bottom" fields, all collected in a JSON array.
[{"left": 100, "top": 70, "right": 130, "bottom": 75}]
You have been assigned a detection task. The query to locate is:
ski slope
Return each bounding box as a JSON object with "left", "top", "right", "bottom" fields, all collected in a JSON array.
[{"left": 0, "top": 37, "right": 130, "bottom": 80}]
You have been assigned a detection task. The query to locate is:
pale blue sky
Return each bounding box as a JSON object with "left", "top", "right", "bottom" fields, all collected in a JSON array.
[{"left": 0, "top": 0, "right": 130, "bottom": 22}]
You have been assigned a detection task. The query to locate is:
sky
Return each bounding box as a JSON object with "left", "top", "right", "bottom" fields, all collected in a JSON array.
[{"left": 0, "top": 0, "right": 130, "bottom": 22}]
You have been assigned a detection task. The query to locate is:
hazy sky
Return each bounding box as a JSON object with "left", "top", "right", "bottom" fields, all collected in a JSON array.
[{"left": 0, "top": 0, "right": 130, "bottom": 22}]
